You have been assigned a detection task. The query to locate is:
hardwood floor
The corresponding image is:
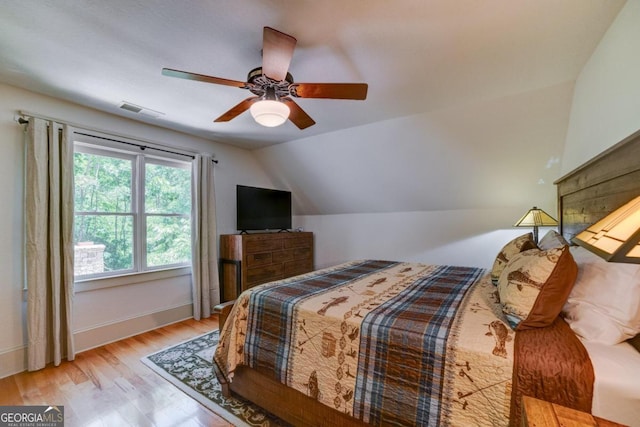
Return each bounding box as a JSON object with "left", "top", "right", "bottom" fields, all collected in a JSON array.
[{"left": 0, "top": 316, "right": 231, "bottom": 427}]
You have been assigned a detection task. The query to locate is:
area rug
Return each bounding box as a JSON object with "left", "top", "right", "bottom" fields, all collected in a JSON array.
[{"left": 141, "top": 330, "right": 287, "bottom": 426}]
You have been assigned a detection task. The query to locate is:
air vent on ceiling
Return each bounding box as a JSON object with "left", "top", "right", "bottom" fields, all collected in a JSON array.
[{"left": 119, "top": 102, "right": 164, "bottom": 118}]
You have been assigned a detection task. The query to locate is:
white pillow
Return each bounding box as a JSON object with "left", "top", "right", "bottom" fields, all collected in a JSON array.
[
  {"left": 562, "top": 246, "right": 640, "bottom": 345},
  {"left": 538, "top": 230, "right": 569, "bottom": 250}
]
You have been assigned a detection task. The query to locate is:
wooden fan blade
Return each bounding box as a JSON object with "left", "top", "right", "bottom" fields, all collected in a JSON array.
[
  {"left": 162, "top": 68, "right": 246, "bottom": 88},
  {"left": 282, "top": 98, "right": 315, "bottom": 129},
  {"left": 214, "top": 97, "right": 259, "bottom": 122},
  {"left": 262, "top": 27, "right": 296, "bottom": 81},
  {"left": 290, "top": 83, "right": 368, "bottom": 100}
]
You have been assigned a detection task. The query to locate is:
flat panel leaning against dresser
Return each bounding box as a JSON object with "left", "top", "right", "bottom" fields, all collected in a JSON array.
[{"left": 219, "top": 232, "right": 314, "bottom": 301}]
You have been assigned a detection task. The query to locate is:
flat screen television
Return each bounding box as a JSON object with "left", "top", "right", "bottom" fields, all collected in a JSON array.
[{"left": 236, "top": 185, "right": 292, "bottom": 232}]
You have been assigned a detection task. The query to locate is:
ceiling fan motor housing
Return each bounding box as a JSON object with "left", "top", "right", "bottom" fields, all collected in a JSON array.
[{"left": 247, "top": 67, "right": 294, "bottom": 99}]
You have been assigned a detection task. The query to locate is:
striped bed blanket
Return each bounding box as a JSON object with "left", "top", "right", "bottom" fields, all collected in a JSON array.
[{"left": 214, "top": 260, "right": 516, "bottom": 426}]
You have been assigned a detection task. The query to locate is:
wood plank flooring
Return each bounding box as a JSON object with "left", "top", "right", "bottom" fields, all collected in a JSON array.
[{"left": 0, "top": 316, "right": 231, "bottom": 427}]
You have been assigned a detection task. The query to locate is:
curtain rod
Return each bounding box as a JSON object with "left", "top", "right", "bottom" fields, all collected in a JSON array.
[
  {"left": 17, "top": 112, "right": 219, "bottom": 164},
  {"left": 74, "top": 131, "right": 223, "bottom": 162}
]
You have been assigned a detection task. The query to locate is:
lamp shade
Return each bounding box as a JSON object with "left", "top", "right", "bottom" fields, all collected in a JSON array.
[
  {"left": 514, "top": 206, "right": 558, "bottom": 243},
  {"left": 250, "top": 99, "right": 290, "bottom": 127},
  {"left": 514, "top": 207, "right": 558, "bottom": 228},
  {"left": 572, "top": 195, "right": 640, "bottom": 263}
]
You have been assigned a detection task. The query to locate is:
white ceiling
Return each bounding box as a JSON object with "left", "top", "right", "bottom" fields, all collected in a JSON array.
[{"left": 0, "top": 0, "right": 626, "bottom": 150}]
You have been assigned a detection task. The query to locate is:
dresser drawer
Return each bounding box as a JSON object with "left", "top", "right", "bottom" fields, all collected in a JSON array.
[
  {"left": 284, "top": 235, "right": 312, "bottom": 249},
  {"left": 284, "top": 259, "right": 313, "bottom": 277},
  {"left": 292, "top": 247, "right": 312, "bottom": 260},
  {"left": 246, "top": 238, "right": 283, "bottom": 253},
  {"left": 246, "top": 252, "right": 272, "bottom": 267},
  {"left": 247, "top": 264, "right": 284, "bottom": 285},
  {"left": 272, "top": 249, "right": 295, "bottom": 264}
]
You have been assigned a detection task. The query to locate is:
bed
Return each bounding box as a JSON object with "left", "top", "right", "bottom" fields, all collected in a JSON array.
[{"left": 213, "top": 129, "right": 640, "bottom": 427}]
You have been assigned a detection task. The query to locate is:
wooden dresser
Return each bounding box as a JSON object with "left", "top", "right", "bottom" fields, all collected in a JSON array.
[{"left": 219, "top": 232, "right": 314, "bottom": 301}]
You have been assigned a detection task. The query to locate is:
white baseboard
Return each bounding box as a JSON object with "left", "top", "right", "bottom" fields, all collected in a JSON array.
[
  {"left": 74, "top": 303, "right": 194, "bottom": 352},
  {"left": 0, "top": 345, "right": 27, "bottom": 380},
  {"left": 0, "top": 303, "right": 193, "bottom": 379}
]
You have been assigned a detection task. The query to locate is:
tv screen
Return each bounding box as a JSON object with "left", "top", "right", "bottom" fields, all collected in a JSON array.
[{"left": 236, "top": 185, "right": 292, "bottom": 231}]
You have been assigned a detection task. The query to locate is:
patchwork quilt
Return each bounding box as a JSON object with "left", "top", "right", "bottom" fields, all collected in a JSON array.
[{"left": 214, "top": 260, "right": 515, "bottom": 426}]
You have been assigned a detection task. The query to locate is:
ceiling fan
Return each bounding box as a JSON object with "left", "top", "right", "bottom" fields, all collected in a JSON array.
[{"left": 162, "top": 27, "right": 368, "bottom": 129}]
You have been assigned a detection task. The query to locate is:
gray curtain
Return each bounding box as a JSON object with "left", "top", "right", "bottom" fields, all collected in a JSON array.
[
  {"left": 191, "top": 154, "right": 220, "bottom": 320},
  {"left": 25, "top": 118, "right": 75, "bottom": 370}
]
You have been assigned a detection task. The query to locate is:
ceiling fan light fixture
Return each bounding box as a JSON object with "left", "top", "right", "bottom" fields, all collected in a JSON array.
[{"left": 250, "top": 99, "right": 290, "bottom": 127}]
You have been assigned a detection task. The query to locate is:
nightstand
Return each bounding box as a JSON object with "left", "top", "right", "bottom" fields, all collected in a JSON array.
[{"left": 521, "top": 396, "right": 627, "bottom": 427}]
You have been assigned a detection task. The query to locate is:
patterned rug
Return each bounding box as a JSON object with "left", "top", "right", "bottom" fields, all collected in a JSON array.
[{"left": 141, "top": 330, "right": 287, "bottom": 426}]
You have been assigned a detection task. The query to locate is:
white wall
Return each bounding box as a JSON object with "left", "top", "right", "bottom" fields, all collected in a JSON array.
[
  {"left": 297, "top": 209, "right": 551, "bottom": 270},
  {"left": 0, "top": 83, "right": 272, "bottom": 377},
  {"left": 562, "top": 1, "right": 640, "bottom": 174},
  {"left": 260, "top": 82, "right": 573, "bottom": 268}
]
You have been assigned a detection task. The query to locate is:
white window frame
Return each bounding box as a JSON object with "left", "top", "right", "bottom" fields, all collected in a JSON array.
[
  {"left": 141, "top": 156, "right": 193, "bottom": 271},
  {"left": 73, "top": 134, "right": 193, "bottom": 290}
]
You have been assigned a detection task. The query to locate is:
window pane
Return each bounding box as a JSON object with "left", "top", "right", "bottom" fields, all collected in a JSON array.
[
  {"left": 146, "top": 215, "right": 191, "bottom": 267},
  {"left": 74, "top": 152, "right": 132, "bottom": 212},
  {"left": 145, "top": 163, "right": 191, "bottom": 214},
  {"left": 74, "top": 214, "right": 133, "bottom": 276}
]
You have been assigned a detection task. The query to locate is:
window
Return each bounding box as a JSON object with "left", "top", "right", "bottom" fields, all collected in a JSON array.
[
  {"left": 144, "top": 160, "right": 192, "bottom": 267},
  {"left": 73, "top": 138, "right": 192, "bottom": 279}
]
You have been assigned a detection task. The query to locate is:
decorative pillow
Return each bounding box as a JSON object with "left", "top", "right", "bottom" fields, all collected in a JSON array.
[
  {"left": 538, "top": 230, "right": 569, "bottom": 250},
  {"left": 491, "top": 232, "right": 537, "bottom": 284},
  {"left": 497, "top": 245, "right": 577, "bottom": 330},
  {"left": 562, "top": 246, "right": 640, "bottom": 345}
]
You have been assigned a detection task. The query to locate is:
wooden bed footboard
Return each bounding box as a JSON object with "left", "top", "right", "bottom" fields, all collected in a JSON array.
[{"left": 213, "top": 300, "right": 235, "bottom": 330}]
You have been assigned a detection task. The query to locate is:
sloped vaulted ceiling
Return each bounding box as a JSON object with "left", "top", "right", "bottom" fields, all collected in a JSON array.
[
  {"left": 0, "top": 0, "right": 626, "bottom": 149},
  {"left": 256, "top": 81, "right": 576, "bottom": 215}
]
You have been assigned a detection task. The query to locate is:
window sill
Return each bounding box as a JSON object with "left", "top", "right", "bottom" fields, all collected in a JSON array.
[{"left": 74, "top": 266, "right": 191, "bottom": 293}]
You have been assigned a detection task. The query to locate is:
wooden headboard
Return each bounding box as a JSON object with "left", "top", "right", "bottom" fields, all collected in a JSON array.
[{"left": 555, "top": 129, "right": 640, "bottom": 242}]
